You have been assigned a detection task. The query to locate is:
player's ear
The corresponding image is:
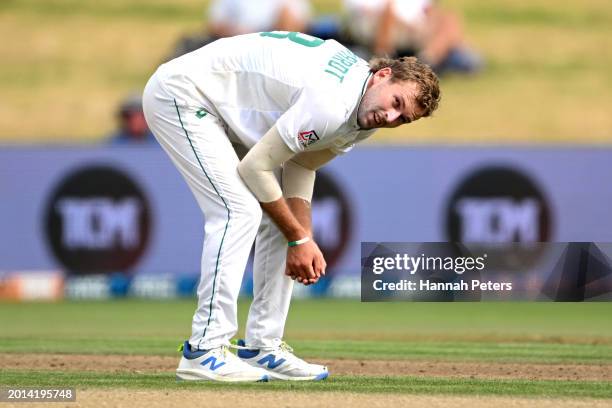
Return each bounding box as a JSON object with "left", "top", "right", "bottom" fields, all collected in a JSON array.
[
  {"left": 373, "top": 67, "right": 392, "bottom": 83},
  {"left": 377, "top": 67, "right": 392, "bottom": 78}
]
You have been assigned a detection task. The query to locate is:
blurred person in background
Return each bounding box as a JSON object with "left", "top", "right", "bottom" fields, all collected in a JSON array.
[
  {"left": 108, "top": 93, "right": 156, "bottom": 144},
  {"left": 169, "top": 0, "right": 313, "bottom": 60},
  {"left": 208, "top": 0, "right": 312, "bottom": 38},
  {"left": 343, "top": 0, "right": 482, "bottom": 75}
]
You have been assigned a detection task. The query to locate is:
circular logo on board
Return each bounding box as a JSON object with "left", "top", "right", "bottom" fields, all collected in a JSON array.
[
  {"left": 312, "top": 171, "right": 352, "bottom": 272},
  {"left": 45, "top": 165, "right": 152, "bottom": 274},
  {"left": 445, "top": 166, "right": 552, "bottom": 269}
]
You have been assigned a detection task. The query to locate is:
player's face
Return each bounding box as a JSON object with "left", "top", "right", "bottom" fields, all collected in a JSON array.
[{"left": 357, "top": 68, "right": 425, "bottom": 130}]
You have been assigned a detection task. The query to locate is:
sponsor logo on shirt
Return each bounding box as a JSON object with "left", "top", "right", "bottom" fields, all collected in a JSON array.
[{"left": 298, "top": 130, "right": 320, "bottom": 148}]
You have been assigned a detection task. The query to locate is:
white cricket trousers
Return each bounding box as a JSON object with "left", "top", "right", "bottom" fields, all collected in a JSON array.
[{"left": 142, "top": 65, "right": 294, "bottom": 350}]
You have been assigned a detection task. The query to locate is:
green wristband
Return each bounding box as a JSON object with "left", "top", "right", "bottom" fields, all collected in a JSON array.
[{"left": 288, "top": 237, "right": 310, "bottom": 247}]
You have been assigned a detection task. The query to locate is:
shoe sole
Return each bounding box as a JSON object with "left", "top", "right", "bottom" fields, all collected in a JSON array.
[
  {"left": 264, "top": 370, "right": 329, "bottom": 381},
  {"left": 238, "top": 358, "right": 329, "bottom": 381},
  {"left": 176, "top": 369, "right": 269, "bottom": 383}
]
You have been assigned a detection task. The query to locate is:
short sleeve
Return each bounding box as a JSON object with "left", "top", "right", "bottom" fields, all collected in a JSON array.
[
  {"left": 330, "top": 128, "right": 376, "bottom": 155},
  {"left": 393, "top": 0, "right": 430, "bottom": 24},
  {"left": 209, "top": 0, "right": 234, "bottom": 24},
  {"left": 275, "top": 91, "right": 345, "bottom": 153}
]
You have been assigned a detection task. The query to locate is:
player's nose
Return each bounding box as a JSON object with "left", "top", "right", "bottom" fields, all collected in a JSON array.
[{"left": 385, "top": 109, "right": 401, "bottom": 124}]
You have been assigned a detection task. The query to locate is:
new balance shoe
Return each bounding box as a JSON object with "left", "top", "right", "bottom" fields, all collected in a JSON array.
[
  {"left": 176, "top": 341, "right": 269, "bottom": 382},
  {"left": 236, "top": 339, "right": 328, "bottom": 381}
]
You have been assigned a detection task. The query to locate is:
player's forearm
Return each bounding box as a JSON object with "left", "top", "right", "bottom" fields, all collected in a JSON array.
[
  {"left": 261, "top": 198, "right": 309, "bottom": 242},
  {"left": 282, "top": 150, "right": 337, "bottom": 237},
  {"left": 287, "top": 197, "right": 312, "bottom": 237},
  {"left": 282, "top": 149, "right": 336, "bottom": 202}
]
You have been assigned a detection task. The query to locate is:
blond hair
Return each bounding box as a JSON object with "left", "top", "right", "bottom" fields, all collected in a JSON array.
[{"left": 369, "top": 56, "right": 441, "bottom": 117}]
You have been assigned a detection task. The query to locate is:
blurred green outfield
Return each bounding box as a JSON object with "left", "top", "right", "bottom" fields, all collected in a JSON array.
[
  {"left": 0, "top": 0, "right": 611, "bottom": 144},
  {"left": 1, "top": 300, "right": 611, "bottom": 363}
]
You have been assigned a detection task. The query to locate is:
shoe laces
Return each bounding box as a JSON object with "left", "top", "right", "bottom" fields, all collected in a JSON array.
[
  {"left": 212, "top": 345, "right": 233, "bottom": 360},
  {"left": 275, "top": 341, "right": 309, "bottom": 366},
  {"left": 278, "top": 341, "right": 294, "bottom": 354}
]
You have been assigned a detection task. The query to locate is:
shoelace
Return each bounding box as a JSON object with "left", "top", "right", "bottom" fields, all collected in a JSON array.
[
  {"left": 212, "top": 345, "right": 233, "bottom": 360},
  {"left": 278, "top": 341, "right": 294, "bottom": 354},
  {"left": 277, "top": 341, "right": 310, "bottom": 366}
]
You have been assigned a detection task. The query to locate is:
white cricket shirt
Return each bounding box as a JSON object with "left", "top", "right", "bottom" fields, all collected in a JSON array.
[{"left": 158, "top": 32, "right": 377, "bottom": 154}]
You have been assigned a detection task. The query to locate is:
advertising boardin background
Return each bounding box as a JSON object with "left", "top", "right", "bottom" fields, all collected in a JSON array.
[{"left": 1, "top": 146, "right": 611, "bottom": 299}]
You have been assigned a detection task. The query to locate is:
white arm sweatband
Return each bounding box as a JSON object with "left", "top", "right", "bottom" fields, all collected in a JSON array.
[
  {"left": 282, "top": 149, "right": 337, "bottom": 202},
  {"left": 237, "top": 125, "right": 294, "bottom": 203}
]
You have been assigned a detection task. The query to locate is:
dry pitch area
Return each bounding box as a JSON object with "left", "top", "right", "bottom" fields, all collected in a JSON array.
[
  {"left": 2, "top": 354, "right": 611, "bottom": 408},
  {"left": 2, "top": 390, "right": 610, "bottom": 408},
  {"left": 2, "top": 353, "right": 611, "bottom": 382}
]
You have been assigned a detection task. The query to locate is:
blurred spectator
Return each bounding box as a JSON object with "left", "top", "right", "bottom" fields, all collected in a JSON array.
[
  {"left": 343, "top": 0, "right": 482, "bottom": 75},
  {"left": 168, "top": 0, "right": 313, "bottom": 61},
  {"left": 108, "top": 93, "right": 156, "bottom": 145},
  {"left": 208, "top": 0, "right": 312, "bottom": 38}
]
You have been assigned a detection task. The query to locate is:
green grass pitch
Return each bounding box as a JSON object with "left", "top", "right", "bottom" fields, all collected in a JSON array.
[{"left": 1, "top": 300, "right": 611, "bottom": 398}]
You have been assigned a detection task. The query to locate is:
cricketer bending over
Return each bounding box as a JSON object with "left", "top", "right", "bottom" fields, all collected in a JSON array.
[{"left": 142, "top": 31, "right": 440, "bottom": 382}]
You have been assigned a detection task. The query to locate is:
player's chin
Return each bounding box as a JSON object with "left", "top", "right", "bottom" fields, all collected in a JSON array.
[{"left": 357, "top": 117, "right": 374, "bottom": 130}]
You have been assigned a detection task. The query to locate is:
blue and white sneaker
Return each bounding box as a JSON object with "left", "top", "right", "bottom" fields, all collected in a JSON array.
[
  {"left": 236, "top": 339, "right": 329, "bottom": 381},
  {"left": 176, "top": 341, "right": 269, "bottom": 382}
]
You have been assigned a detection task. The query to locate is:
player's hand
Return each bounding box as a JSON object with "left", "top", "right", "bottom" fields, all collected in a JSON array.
[{"left": 285, "top": 240, "right": 326, "bottom": 285}]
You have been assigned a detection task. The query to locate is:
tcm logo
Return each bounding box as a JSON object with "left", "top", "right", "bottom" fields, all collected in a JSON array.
[
  {"left": 45, "top": 166, "right": 151, "bottom": 274},
  {"left": 455, "top": 198, "right": 540, "bottom": 242},
  {"left": 446, "top": 166, "right": 552, "bottom": 269},
  {"left": 56, "top": 198, "right": 142, "bottom": 250}
]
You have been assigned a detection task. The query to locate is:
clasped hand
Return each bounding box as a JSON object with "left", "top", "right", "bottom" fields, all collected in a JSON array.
[{"left": 285, "top": 240, "right": 326, "bottom": 285}]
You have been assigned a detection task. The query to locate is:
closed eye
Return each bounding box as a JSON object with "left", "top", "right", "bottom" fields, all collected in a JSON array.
[{"left": 394, "top": 96, "right": 411, "bottom": 124}]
